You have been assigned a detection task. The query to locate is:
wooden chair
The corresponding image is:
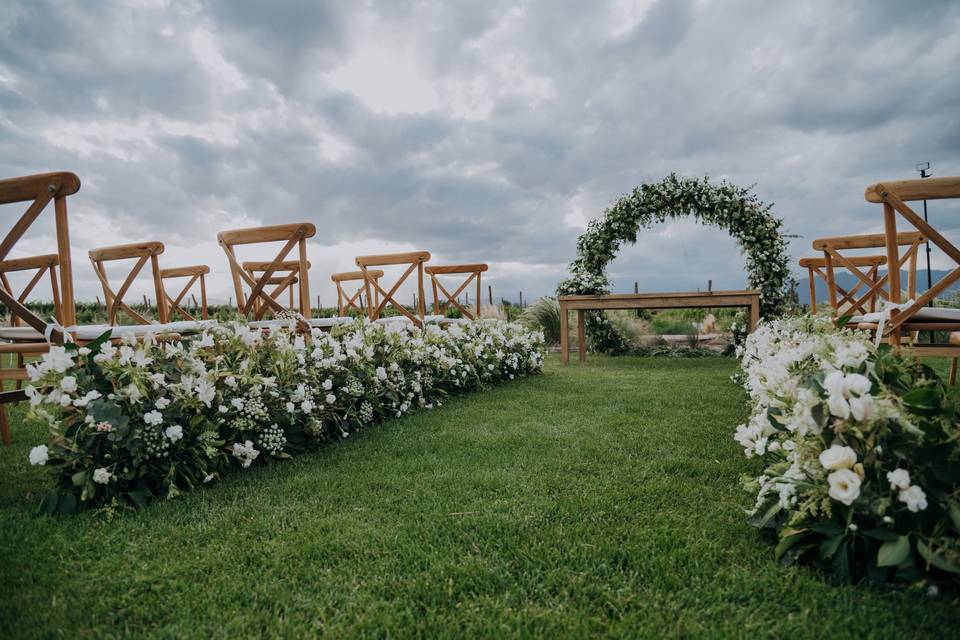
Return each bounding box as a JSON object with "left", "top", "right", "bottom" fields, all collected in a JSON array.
[
  {"left": 89, "top": 242, "right": 169, "bottom": 325},
  {"left": 863, "top": 176, "right": 960, "bottom": 381},
  {"left": 332, "top": 270, "right": 383, "bottom": 316},
  {"left": 425, "top": 263, "right": 488, "bottom": 320},
  {"left": 218, "top": 223, "right": 315, "bottom": 321},
  {"left": 811, "top": 232, "right": 925, "bottom": 318},
  {"left": 160, "top": 265, "right": 209, "bottom": 321},
  {"left": 355, "top": 251, "right": 430, "bottom": 325},
  {"left": 242, "top": 260, "right": 310, "bottom": 318},
  {"left": 799, "top": 256, "right": 885, "bottom": 315},
  {"left": 0, "top": 172, "right": 80, "bottom": 445}
]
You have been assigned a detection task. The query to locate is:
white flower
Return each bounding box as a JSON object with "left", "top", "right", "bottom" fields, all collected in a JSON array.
[
  {"left": 60, "top": 376, "right": 77, "bottom": 393},
  {"left": 827, "top": 468, "right": 862, "bottom": 506},
  {"left": 322, "top": 379, "right": 333, "bottom": 390},
  {"left": 198, "top": 333, "right": 215, "bottom": 348},
  {"left": 898, "top": 485, "right": 928, "bottom": 512},
  {"left": 887, "top": 468, "right": 911, "bottom": 490},
  {"left": 301, "top": 400, "right": 314, "bottom": 413},
  {"left": 93, "top": 467, "right": 112, "bottom": 484},
  {"left": 819, "top": 444, "right": 857, "bottom": 470},
  {"left": 286, "top": 402, "right": 295, "bottom": 412},
  {"left": 325, "top": 393, "right": 336, "bottom": 404},
  {"left": 155, "top": 397, "right": 171, "bottom": 410},
  {"left": 826, "top": 394, "right": 850, "bottom": 419},
  {"left": 232, "top": 440, "right": 260, "bottom": 468},
  {"left": 376, "top": 366, "right": 387, "bottom": 381},
  {"left": 848, "top": 395, "right": 874, "bottom": 422},
  {"left": 203, "top": 474, "right": 214, "bottom": 483},
  {"left": 195, "top": 379, "right": 216, "bottom": 406},
  {"left": 845, "top": 373, "right": 871, "bottom": 396},
  {"left": 29, "top": 445, "right": 49, "bottom": 466},
  {"left": 143, "top": 410, "right": 163, "bottom": 426},
  {"left": 164, "top": 425, "right": 184, "bottom": 442}
]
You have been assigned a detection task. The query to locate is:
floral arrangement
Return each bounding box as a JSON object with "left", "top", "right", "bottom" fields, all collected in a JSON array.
[
  {"left": 736, "top": 314, "right": 960, "bottom": 589},
  {"left": 558, "top": 174, "right": 792, "bottom": 353},
  {"left": 24, "top": 319, "right": 544, "bottom": 513}
]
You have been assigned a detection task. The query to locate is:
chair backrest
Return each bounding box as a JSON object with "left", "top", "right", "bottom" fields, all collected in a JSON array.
[
  {"left": 811, "top": 232, "right": 925, "bottom": 317},
  {"left": 425, "top": 263, "right": 488, "bottom": 320},
  {"left": 0, "top": 172, "right": 79, "bottom": 339},
  {"left": 332, "top": 269, "right": 383, "bottom": 316},
  {"left": 242, "top": 260, "right": 311, "bottom": 318},
  {"left": 218, "top": 223, "right": 315, "bottom": 320},
  {"left": 160, "top": 265, "right": 210, "bottom": 321},
  {"left": 864, "top": 178, "right": 960, "bottom": 332},
  {"left": 0, "top": 254, "right": 63, "bottom": 326},
  {"left": 89, "top": 241, "right": 168, "bottom": 325},
  {"left": 798, "top": 255, "right": 885, "bottom": 315},
  {"left": 354, "top": 251, "right": 430, "bottom": 325}
]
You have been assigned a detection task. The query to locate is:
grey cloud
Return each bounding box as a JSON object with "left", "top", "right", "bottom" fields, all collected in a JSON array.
[{"left": 0, "top": 0, "right": 958, "bottom": 304}]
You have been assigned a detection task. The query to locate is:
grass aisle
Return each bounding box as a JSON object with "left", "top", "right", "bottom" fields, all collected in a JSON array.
[{"left": 1, "top": 355, "right": 957, "bottom": 638}]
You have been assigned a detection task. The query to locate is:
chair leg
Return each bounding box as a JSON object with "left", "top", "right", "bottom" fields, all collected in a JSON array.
[
  {"left": 15, "top": 353, "right": 24, "bottom": 390},
  {"left": 0, "top": 404, "right": 10, "bottom": 446},
  {"left": 950, "top": 357, "right": 957, "bottom": 386}
]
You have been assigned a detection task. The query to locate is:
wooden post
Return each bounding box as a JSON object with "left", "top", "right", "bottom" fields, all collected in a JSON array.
[
  {"left": 519, "top": 291, "right": 523, "bottom": 308},
  {"left": 96, "top": 295, "right": 102, "bottom": 309},
  {"left": 577, "top": 310, "right": 586, "bottom": 363},
  {"left": 488, "top": 285, "right": 493, "bottom": 306},
  {"left": 807, "top": 268, "right": 817, "bottom": 313},
  {"left": 560, "top": 300, "right": 569, "bottom": 365},
  {"left": 317, "top": 295, "right": 321, "bottom": 313},
  {"left": 634, "top": 282, "right": 640, "bottom": 317},
  {"left": 883, "top": 202, "right": 902, "bottom": 304},
  {"left": 708, "top": 279, "right": 712, "bottom": 292}
]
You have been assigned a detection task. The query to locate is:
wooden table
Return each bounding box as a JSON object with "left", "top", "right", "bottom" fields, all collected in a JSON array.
[{"left": 558, "top": 290, "right": 761, "bottom": 364}]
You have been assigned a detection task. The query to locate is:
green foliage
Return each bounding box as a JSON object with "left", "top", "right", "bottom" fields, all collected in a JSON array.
[
  {"left": 24, "top": 320, "right": 544, "bottom": 512},
  {"left": 519, "top": 296, "right": 562, "bottom": 344},
  {"left": 558, "top": 174, "right": 792, "bottom": 353},
  {"left": 739, "top": 316, "right": 960, "bottom": 588}
]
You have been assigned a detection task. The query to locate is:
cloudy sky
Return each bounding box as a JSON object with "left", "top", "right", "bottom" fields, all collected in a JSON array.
[{"left": 1, "top": 0, "right": 958, "bottom": 308}]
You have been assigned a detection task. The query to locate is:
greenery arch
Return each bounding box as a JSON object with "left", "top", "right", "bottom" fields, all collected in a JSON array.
[{"left": 557, "top": 174, "right": 792, "bottom": 353}]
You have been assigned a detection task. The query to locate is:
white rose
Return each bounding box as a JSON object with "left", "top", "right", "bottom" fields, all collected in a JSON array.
[
  {"left": 826, "top": 394, "right": 850, "bottom": 419},
  {"left": 301, "top": 400, "right": 313, "bottom": 413},
  {"left": 898, "top": 485, "right": 928, "bottom": 512},
  {"left": 29, "top": 444, "right": 49, "bottom": 466},
  {"left": 848, "top": 395, "right": 874, "bottom": 422},
  {"left": 60, "top": 376, "right": 77, "bottom": 393},
  {"left": 143, "top": 410, "right": 162, "bottom": 426},
  {"left": 93, "top": 467, "right": 112, "bottom": 484},
  {"left": 820, "top": 444, "right": 857, "bottom": 470},
  {"left": 376, "top": 366, "right": 388, "bottom": 381},
  {"left": 164, "top": 425, "right": 184, "bottom": 442},
  {"left": 886, "top": 468, "right": 911, "bottom": 490},
  {"left": 828, "top": 468, "right": 862, "bottom": 506},
  {"left": 325, "top": 393, "right": 336, "bottom": 404},
  {"left": 845, "top": 373, "right": 871, "bottom": 396},
  {"left": 823, "top": 370, "right": 847, "bottom": 398}
]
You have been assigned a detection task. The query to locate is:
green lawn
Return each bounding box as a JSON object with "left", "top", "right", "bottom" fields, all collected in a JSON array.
[{"left": 1, "top": 355, "right": 957, "bottom": 638}]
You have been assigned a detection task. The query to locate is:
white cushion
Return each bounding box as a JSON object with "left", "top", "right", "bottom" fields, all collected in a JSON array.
[
  {"left": 850, "top": 307, "right": 960, "bottom": 325},
  {"left": 308, "top": 317, "right": 354, "bottom": 328},
  {"left": 68, "top": 324, "right": 185, "bottom": 340},
  {"left": 0, "top": 326, "right": 45, "bottom": 341}
]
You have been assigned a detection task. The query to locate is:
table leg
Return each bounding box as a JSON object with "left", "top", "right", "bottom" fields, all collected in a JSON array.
[
  {"left": 749, "top": 299, "right": 759, "bottom": 332},
  {"left": 560, "top": 303, "right": 569, "bottom": 365},
  {"left": 577, "top": 310, "right": 586, "bottom": 363}
]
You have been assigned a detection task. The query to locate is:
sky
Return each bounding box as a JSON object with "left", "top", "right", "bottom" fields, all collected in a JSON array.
[{"left": 0, "top": 0, "right": 958, "bottom": 309}]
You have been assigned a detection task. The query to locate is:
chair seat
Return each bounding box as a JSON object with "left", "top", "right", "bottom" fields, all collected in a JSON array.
[
  {"left": 848, "top": 307, "right": 960, "bottom": 325},
  {"left": 0, "top": 326, "right": 45, "bottom": 342}
]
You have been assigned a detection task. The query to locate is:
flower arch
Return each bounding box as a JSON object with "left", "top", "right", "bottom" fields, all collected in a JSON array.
[{"left": 557, "top": 174, "right": 792, "bottom": 353}]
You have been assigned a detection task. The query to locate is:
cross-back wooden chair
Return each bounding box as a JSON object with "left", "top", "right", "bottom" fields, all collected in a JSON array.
[
  {"left": 355, "top": 251, "right": 430, "bottom": 325},
  {"left": 160, "top": 265, "right": 209, "bottom": 321},
  {"left": 218, "top": 223, "right": 315, "bottom": 321},
  {"left": 811, "top": 232, "right": 925, "bottom": 318},
  {"left": 241, "top": 260, "right": 311, "bottom": 318},
  {"left": 425, "top": 263, "right": 488, "bottom": 320},
  {"left": 89, "top": 242, "right": 169, "bottom": 325},
  {"left": 863, "top": 176, "right": 960, "bottom": 381},
  {"left": 332, "top": 270, "right": 383, "bottom": 316},
  {"left": 799, "top": 255, "right": 885, "bottom": 315},
  {"left": 0, "top": 172, "right": 80, "bottom": 445}
]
